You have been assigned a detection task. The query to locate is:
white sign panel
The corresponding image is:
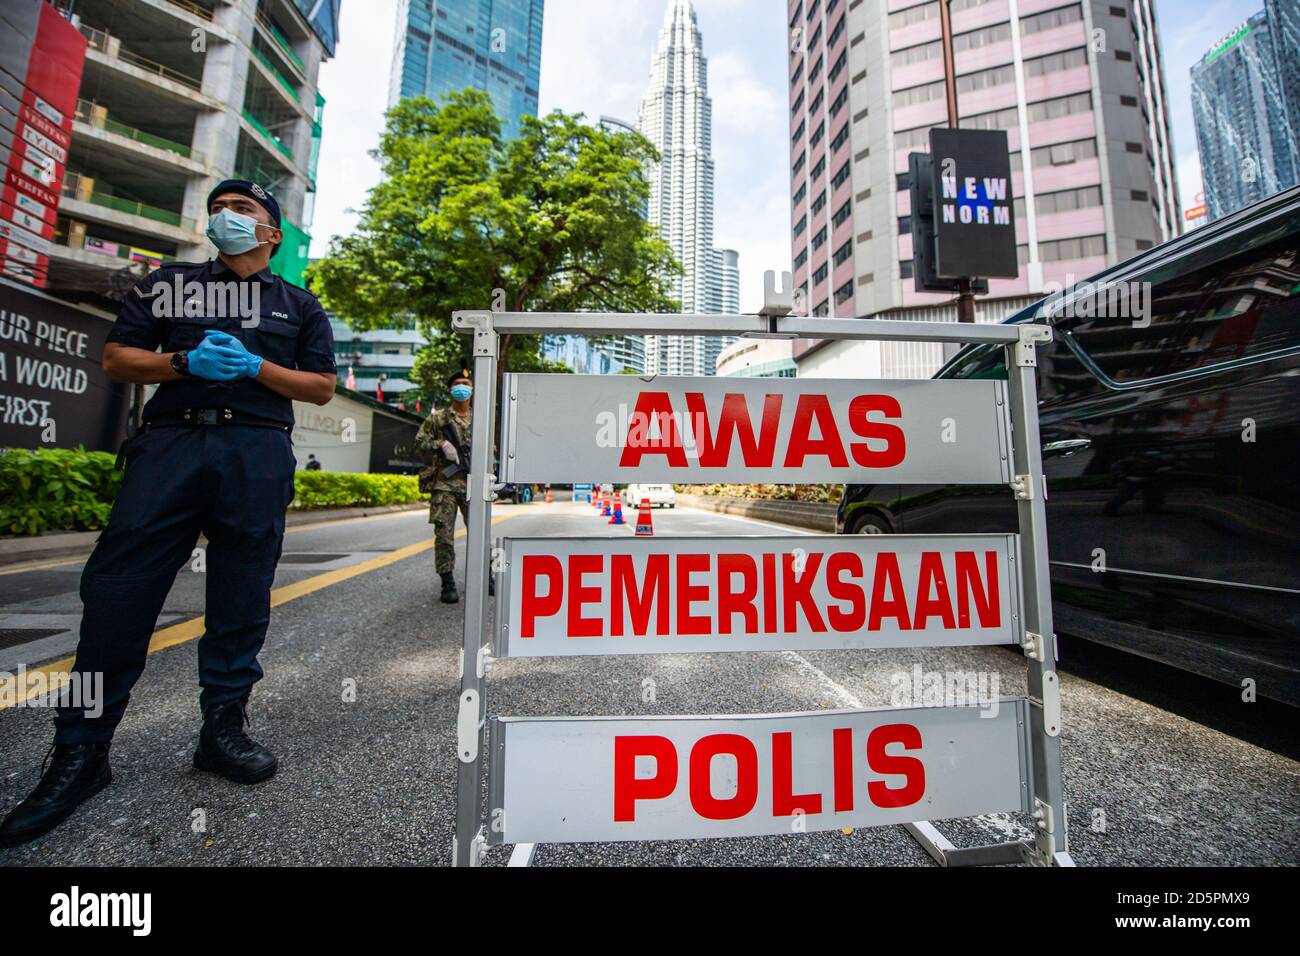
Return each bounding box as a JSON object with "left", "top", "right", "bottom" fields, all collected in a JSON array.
[
  {"left": 500, "top": 374, "right": 1012, "bottom": 484},
  {"left": 497, "top": 534, "right": 1021, "bottom": 657},
  {"left": 488, "top": 702, "right": 1032, "bottom": 845}
]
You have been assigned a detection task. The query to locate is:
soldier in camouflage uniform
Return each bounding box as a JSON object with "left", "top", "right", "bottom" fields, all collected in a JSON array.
[{"left": 415, "top": 368, "right": 487, "bottom": 604}]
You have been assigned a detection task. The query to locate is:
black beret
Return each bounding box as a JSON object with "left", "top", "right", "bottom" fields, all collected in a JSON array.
[
  {"left": 447, "top": 368, "right": 473, "bottom": 387},
  {"left": 206, "top": 179, "right": 281, "bottom": 227}
]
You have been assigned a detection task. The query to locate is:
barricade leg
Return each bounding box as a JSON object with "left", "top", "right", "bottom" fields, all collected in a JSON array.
[{"left": 453, "top": 318, "right": 498, "bottom": 867}]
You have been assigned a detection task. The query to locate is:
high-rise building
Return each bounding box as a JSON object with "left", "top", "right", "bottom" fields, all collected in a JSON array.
[
  {"left": 388, "top": 0, "right": 543, "bottom": 138},
  {"left": 9, "top": 0, "right": 336, "bottom": 297},
  {"left": 638, "top": 0, "right": 737, "bottom": 377},
  {"left": 1191, "top": 3, "right": 1299, "bottom": 222},
  {"left": 788, "top": 0, "right": 1179, "bottom": 379}
]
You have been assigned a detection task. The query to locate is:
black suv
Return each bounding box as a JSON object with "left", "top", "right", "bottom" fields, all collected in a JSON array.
[{"left": 838, "top": 186, "right": 1300, "bottom": 706}]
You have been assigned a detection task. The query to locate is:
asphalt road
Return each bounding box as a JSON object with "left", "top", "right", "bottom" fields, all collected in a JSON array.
[{"left": 1, "top": 499, "right": 1296, "bottom": 866}]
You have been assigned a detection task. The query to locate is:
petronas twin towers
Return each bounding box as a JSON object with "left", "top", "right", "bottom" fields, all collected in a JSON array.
[{"left": 636, "top": 0, "right": 738, "bottom": 376}]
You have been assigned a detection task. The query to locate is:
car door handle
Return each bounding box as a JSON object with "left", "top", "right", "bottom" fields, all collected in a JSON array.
[{"left": 1042, "top": 438, "right": 1092, "bottom": 456}]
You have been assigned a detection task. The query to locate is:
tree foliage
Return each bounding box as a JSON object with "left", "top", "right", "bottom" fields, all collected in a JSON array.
[{"left": 309, "top": 90, "right": 680, "bottom": 391}]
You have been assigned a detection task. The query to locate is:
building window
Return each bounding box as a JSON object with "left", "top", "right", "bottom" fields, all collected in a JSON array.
[
  {"left": 1134, "top": 238, "right": 1153, "bottom": 250},
  {"left": 811, "top": 191, "right": 827, "bottom": 214},
  {"left": 811, "top": 156, "right": 827, "bottom": 180},
  {"left": 1023, "top": 48, "right": 1087, "bottom": 78},
  {"left": 1119, "top": 94, "right": 1138, "bottom": 107},
  {"left": 835, "top": 280, "right": 854, "bottom": 305},
  {"left": 793, "top": 152, "right": 807, "bottom": 175},
  {"left": 960, "top": 105, "right": 1019, "bottom": 131},
  {"left": 833, "top": 239, "right": 853, "bottom": 267},
  {"left": 1030, "top": 138, "right": 1097, "bottom": 166},
  {"left": 829, "top": 87, "right": 848, "bottom": 119},
  {"left": 832, "top": 161, "right": 851, "bottom": 190},
  {"left": 891, "top": 40, "right": 942, "bottom": 69},
  {"left": 1130, "top": 189, "right": 1149, "bottom": 201},
  {"left": 830, "top": 123, "right": 849, "bottom": 153},
  {"left": 893, "top": 79, "right": 947, "bottom": 109},
  {"left": 953, "top": 22, "right": 1012, "bottom": 52},
  {"left": 899, "top": 260, "right": 914, "bottom": 279},
  {"left": 793, "top": 214, "right": 808, "bottom": 237},
  {"left": 794, "top": 248, "right": 808, "bottom": 269},
  {"left": 896, "top": 172, "right": 911, "bottom": 192},
  {"left": 829, "top": 50, "right": 848, "bottom": 83},
  {"left": 812, "top": 227, "right": 828, "bottom": 250},
  {"left": 1026, "top": 92, "right": 1092, "bottom": 123},
  {"left": 887, "top": 2, "right": 938, "bottom": 30},
  {"left": 810, "top": 124, "right": 825, "bottom": 147},
  {"left": 793, "top": 182, "right": 807, "bottom": 206},
  {"left": 1115, "top": 50, "right": 1132, "bottom": 61},
  {"left": 813, "top": 263, "right": 829, "bottom": 285},
  {"left": 898, "top": 215, "right": 912, "bottom": 234},
  {"left": 1036, "top": 185, "right": 1102, "bottom": 214},
  {"left": 832, "top": 198, "right": 852, "bottom": 228},
  {"left": 1038, "top": 234, "right": 1106, "bottom": 261},
  {"left": 793, "top": 120, "right": 806, "bottom": 144},
  {"left": 1021, "top": 4, "right": 1084, "bottom": 35},
  {"left": 814, "top": 299, "right": 830, "bottom": 317},
  {"left": 828, "top": 14, "right": 846, "bottom": 47}
]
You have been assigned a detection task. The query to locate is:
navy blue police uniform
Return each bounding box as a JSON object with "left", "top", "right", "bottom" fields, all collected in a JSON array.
[{"left": 54, "top": 201, "right": 336, "bottom": 743}]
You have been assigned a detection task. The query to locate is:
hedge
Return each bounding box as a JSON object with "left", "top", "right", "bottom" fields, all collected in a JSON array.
[
  {"left": 1, "top": 446, "right": 424, "bottom": 537},
  {"left": 0, "top": 447, "right": 123, "bottom": 536},
  {"left": 677, "top": 483, "right": 844, "bottom": 504}
]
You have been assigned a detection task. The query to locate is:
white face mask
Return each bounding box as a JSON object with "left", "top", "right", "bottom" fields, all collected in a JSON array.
[{"left": 207, "top": 209, "right": 270, "bottom": 255}]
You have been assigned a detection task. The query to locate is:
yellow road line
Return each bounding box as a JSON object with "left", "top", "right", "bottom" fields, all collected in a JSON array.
[
  {"left": 0, "top": 512, "right": 519, "bottom": 709},
  {"left": 0, "top": 508, "right": 430, "bottom": 577}
]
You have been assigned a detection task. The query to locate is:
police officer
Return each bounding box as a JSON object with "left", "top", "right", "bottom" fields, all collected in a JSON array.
[
  {"left": 0, "top": 180, "right": 337, "bottom": 847},
  {"left": 415, "top": 369, "right": 494, "bottom": 605}
]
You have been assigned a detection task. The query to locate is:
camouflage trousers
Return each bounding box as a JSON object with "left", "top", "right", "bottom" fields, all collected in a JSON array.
[{"left": 429, "top": 490, "right": 469, "bottom": 575}]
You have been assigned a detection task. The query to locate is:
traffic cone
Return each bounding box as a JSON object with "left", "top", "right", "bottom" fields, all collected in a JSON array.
[
  {"left": 635, "top": 498, "right": 654, "bottom": 536},
  {"left": 601, "top": 492, "right": 612, "bottom": 517},
  {"left": 608, "top": 491, "right": 625, "bottom": 525}
]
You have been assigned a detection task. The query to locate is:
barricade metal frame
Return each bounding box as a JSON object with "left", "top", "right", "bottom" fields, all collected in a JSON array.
[{"left": 450, "top": 278, "right": 1072, "bottom": 868}]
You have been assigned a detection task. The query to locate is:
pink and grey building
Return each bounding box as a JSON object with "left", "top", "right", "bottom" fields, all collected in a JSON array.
[{"left": 786, "top": 0, "right": 1179, "bottom": 377}]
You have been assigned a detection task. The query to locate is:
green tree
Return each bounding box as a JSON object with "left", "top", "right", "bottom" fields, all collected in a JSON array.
[{"left": 309, "top": 90, "right": 679, "bottom": 394}]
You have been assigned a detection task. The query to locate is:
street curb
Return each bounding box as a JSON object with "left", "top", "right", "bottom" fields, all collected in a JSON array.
[
  {"left": 0, "top": 501, "right": 428, "bottom": 567},
  {"left": 676, "top": 493, "right": 838, "bottom": 532}
]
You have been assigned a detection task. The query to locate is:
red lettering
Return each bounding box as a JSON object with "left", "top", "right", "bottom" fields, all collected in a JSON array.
[
  {"left": 783, "top": 395, "right": 849, "bottom": 468},
  {"left": 520, "top": 554, "right": 563, "bottom": 638},
  {"left": 567, "top": 554, "right": 604, "bottom": 638},
  {"left": 956, "top": 550, "right": 1000, "bottom": 629},
  {"left": 913, "top": 552, "right": 956, "bottom": 630},
  {"left": 782, "top": 552, "right": 826, "bottom": 632},
  {"left": 716, "top": 553, "right": 758, "bottom": 635},
  {"left": 848, "top": 395, "right": 906, "bottom": 468},
  {"left": 675, "top": 553, "right": 711, "bottom": 635},
  {"left": 611, "top": 554, "right": 670, "bottom": 636},
  {"left": 613, "top": 736, "right": 678, "bottom": 821},
  {"left": 833, "top": 727, "right": 854, "bottom": 812},
  {"left": 619, "top": 391, "right": 688, "bottom": 468},
  {"left": 772, "top": 732, "right": 822, "bottom": 817},
  {"left": 868, "top": 553, "right": 912, "bottom": 630},
  {"left": 762, "top": 552, "right": 777, "bottom": 632},
  {"left": 866, "top": 724, "right": 925, "bottom": 808},
  {"left": 689, "top": 734, "right": 759, "bottom": 820},
  {"left": 686, "top": 392, "right": 783, "bottom": 467},
  {"left": 825, "top": 552, "right": 865, "bottom": 632}
]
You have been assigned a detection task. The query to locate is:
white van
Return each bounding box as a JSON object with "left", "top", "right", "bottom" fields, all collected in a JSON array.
[{"left": 625, "top": 483, "right": 676, "bottom": 508}]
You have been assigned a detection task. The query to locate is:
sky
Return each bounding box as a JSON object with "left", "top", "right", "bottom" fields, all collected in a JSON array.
[{"left": 310, "top": 0, "right": 1261, "bottom": 312}]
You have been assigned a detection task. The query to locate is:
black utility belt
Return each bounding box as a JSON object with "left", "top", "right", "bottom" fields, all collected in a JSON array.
[{"left": 145, "top": 408, "right": 292, "bottom": 431}]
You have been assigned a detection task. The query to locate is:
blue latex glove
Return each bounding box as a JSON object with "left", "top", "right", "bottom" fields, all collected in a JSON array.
[
  {"left": 186, "top": 333, "right": 246, "bottom": 381},
  {"left": 202, "top": 330, "right": 264, "bottom": 378}
]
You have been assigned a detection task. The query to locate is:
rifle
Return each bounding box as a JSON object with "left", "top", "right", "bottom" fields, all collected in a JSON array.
[{"left": 440, "top": 420, "right": 471, "bottom": 480}]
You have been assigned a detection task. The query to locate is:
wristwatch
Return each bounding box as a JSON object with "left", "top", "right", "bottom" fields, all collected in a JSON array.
[{"left": 170, "top": 350, "right": 191, "bottom": 377}]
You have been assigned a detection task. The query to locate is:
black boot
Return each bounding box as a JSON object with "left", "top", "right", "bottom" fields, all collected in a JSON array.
[
  {"left": 193, "top": 700, "right": 277, "bottom": 785},
  {"left": 0, "top": 743, "right": 112, "bottom": 847},
  {"left": 440, "top": 573, "right": 460, "bottom": 604}
]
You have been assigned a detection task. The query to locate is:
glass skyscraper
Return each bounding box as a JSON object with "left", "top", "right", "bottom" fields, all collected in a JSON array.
[
  {"left": 388, "top": 0, "right": 544, "bottom": 138},
  {"left": 1191, "top": 2, "right": 1300, "bottom": 221}
]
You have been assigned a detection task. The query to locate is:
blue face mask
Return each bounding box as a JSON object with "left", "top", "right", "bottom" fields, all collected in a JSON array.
[
  {"left": 206, "top": 209, "right": 270, "bottom": 255},
  {"left": 450, "top": 384, "right": 473, "bottom": 403}
]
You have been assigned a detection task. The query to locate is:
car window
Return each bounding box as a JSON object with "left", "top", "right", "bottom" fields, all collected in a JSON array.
[
  {"left": 1064, "top": 232, "right": 1300, "bottom": 383},
  {"left": 943, "top": 344, "right": 1007, "bottom": 380}
]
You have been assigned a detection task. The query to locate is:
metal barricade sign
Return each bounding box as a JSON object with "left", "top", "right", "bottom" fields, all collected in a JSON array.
[
  {"left": 495, "top": 534, "right": 1022, "bottom": 656},
  {"left": 499, "top": 374, "right": 1013, "bottom": 485},
  {"left": 487, "top": 701, "right": 1032, "bottom": 845},
  {"left": 449, "top": 301, "right": 1073, "bottom": 868}
]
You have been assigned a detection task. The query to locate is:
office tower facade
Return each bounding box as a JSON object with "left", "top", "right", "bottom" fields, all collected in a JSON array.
[
  {"left": 788, "top": 0, "right": 1179, "bottom": 379},
  {"left": 1191, "top": 3, "right": 1299, "bottom": 221},
  {"left": 388, "top": 0, "right": 543, "bottom": 139},
  {"left": 8, "top": 0, "right": 335, "bottom": 296},
  {"left": 638, "top": 0, "right": 737, "bottom": 377}
]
